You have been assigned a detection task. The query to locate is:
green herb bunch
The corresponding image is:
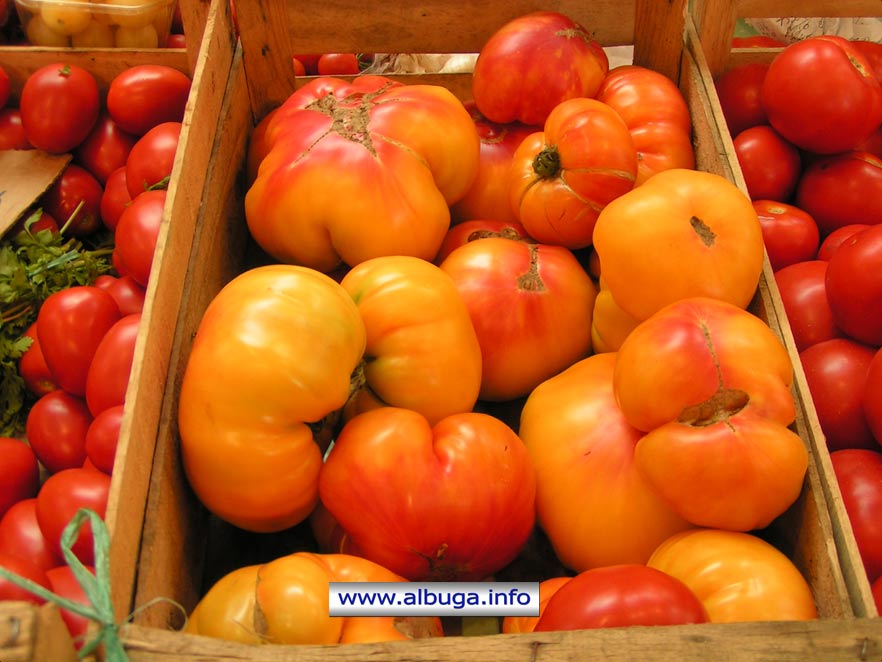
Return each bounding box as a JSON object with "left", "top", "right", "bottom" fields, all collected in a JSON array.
[{"left": 0, "top": 208, "right": 114, "bottom": 437}]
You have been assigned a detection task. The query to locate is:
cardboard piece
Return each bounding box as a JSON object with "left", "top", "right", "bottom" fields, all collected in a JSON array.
[{"left": 0, "top": 150, "right": 72, "bottom": 238}]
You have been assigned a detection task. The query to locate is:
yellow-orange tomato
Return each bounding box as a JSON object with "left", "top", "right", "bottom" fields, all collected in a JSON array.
[
  {"left": 614, "top": 297, "right": 807, "bottom": 531},
  {"left": 178, "top": 265, "right": 367, "bottom": 533},
  {"left": 339, "top": 256, "right": 483, "bottom": 425},
  {"left": 519, "top": 353, "right": 692, "bottom": 572},
  {"left": 590, "top": 284, "right": 641, "bottom": 353},
  {"left": 185, "top": 552, "right": 443, "bottom": 645},
  {"left": 596, "top": 65, "right": 695, "bottom": 185},
  {"left": 245, "top": 75, "right": 480, "bottom": 272},
  {"left": 647, "top": 529, "right": 818, "bottom": 622},
  {"left": 593, "top": 168, "right": 764, "bottom": 321},
  {"left": 501, "top": 576, "right": 571, "bottom": 634},
  {"left": 508, "top": 97, "right": 638, "bottom": 249}
]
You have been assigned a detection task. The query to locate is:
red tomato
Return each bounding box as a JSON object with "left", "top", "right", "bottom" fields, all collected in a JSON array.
[
  {"left": 714, "top": 62, "right": 769, "bottom": 136},
  {"left": 856, "top": 125, "right": 882, "bottom": 158},
  {"left": 0, "top": 552, "right": 51, "bottom": 604},
  {"left": 73, "top": 112, "right": 138, "bottom": 184},
  {"left": 106, "top": 65, "right": 191, "bottom": 136},
  {"left": 825, "top": 224, "right": 882, "bottom": 346},
  {"left": 46, "top": 565, "right": 94, "bottom": 647},
  {"left": 0, "top": 108, "right": 31, "bottom": 150},
  {"left": 292, "top": 56, "right": 306, "bottom": 77},
  {"left": 0, "top": 499, "right": 62, "bottom": 572},
  {"left": 731, "top": 35, "right": 786, "bottom": 48},
  {"left": 852, "top": 40, "right": 882, "bottom": 84},
  {"left": 866, "top": 348, "right": 882, "bottom": 445},
  {"left": 0, "top": 64, "right": 8, "bottom": 107},
  {"left": 795, "top": 151, "right": 882, "bottom": 236},
  {"left": 85, "top": 404, "right": 124, "bottom": 475},
  {"left": 817, "top": 224, "right": 871, "bottom": 261},
  {"left": 316, "top": 53, "right": 360, "bottom": 75},
  {"left": 166, "top": 34, "right": 186, "bottom": 48},
  {"left": 831, "top": 449, "right": 882, "bottom": 583},
  {"left": 0, "top": 437, "right": 40, "bottom": 519},
  {"left": 18, "top": 322, "right": 58, "bottom": 397},
  {"left": 36, "top": 285, "right": 122, "bottom": 396},
  {"left": 39, "top": 163, "right": 104, "bottom": 237},
  {"left": 113, "top": 189, "right": 167, "bottom": 287},
  {"left": 433, "top": 218, "right": 531, "bottom": 265},
  {"left": 762, "top": 36, "right": 882, "bottom": 154},
  {"left": 35, "top": 467, "right": 110, "bottom": 565},
  {"left": 93, "top": 274, "right": 146, "bottom": 315},
  {"left": 25, "top": 390, "right": 93, "bottom": 473},
  {"left": 125, "top": 121, "right": 181, "bottom": 198},
  {"left": 733, "top": 125, "right": 801, "bottom": 202},
  {"left": 801, "top": 338, "right": 878, "bottom": 452},
  {"left": 85, "top": 313, "right": 141, "bottom": 416},
  {"left": 753, "top": 200, "right": 819, "bottom": 271},
  {"left": 19, "top": 63, "right": 100, "bottom": 154},
  {"left": 534, "top": 564, "right": 708, "bottom": 631},
  {"left": 100, "top": 166, "right": 133, "bottom": 232},
  {"left": 472, "top": 11, "right": 608, "bottom": 126},
  {"left": 774, "top": 260, "right": 843, "bottom": 352},
  {"left": 294, "top": 54, "right": 321, "bottom": 75},
  {"left": 10, "top": 210, "right": 59, "bottom": 238}
]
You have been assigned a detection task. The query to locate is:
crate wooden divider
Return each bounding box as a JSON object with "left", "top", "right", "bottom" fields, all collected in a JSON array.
[{"left": 20, "top": 0, "right": 880, "bottom": 658}]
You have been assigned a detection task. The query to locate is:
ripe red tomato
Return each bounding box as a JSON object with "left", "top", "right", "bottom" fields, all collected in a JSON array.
[
  {"left": 25, "top": 390, "right": 93, "bottom": 473},
  {"left": 0, "top": 499, "right": 62, "bottom": 572},
  {"left": 74, "top": 112, "right": 138, "bottom": 184},
  {"left": 866, "top": 348, "right": 882, "bottom": 445},
  {"left": 732, "top": 35, "right": 787, "bottom": 48},
  {"left": 106, "top": 64, "right": 191, "bottom": 136},
  {"left": 801, "top": 338, "right": 878, "bottom": 452},
  {"left": 774, "top": 260, "right": 843, "bottom": 352},
  {"left": 0, "top": 108, "right": 31, "bottom": 150},
  {"left": 39, "top": 163, "right": 104, "bottom": 237},
  {"left": 825, "top": 224, "right": 882, "bottom": 346},
  {"left": 0, "top": 64, "right": 8, "bottom": 107},
  {"left": 113, "top": 189, "right": 167, "bottom": 287},
  {"left": 817, "top": 224, "right": 871, "bottom": 261},
  {"left": 762, "top": 36, "right": 882, "bottom": 154},
  {"left": 433, "top": 218, "right": 531, "bottom": 264},
  {"left": 93, "top": 274, "right": 146, "bottom": 315},
  {"left": 316, "top": 53, "right": 360, "bottom": 75},
  {"left": 36, "top": 285, "right": 122, "bottom": 396},
  {"left": 753, "top": 200, "right": 819, "bottom": 271},
  {"left": 795, "top": 151, "right": 882, "bottom": 236},
  {"left": 0, "top": 552, "right": 51, "bottom": 604},
  {"left": 831, "top": 449, "right": 882, "bottom": 583},
  {"left": 472, "top": 11, "right": 608, "bottom": 126},
  {"left": 294, "top": 54, "right": 321, "bottom": 75},
  {"left": 100, "top": 166, "right": 133, "bottom": 232},
  {"left": 733, "top": 125, "right": 801, "bottom": 202},
  {"left": 125, "top": 121, "right": 181, "bottom": 198},
  {"left": 19, "top": 63, "right": 100, "bottom": 154},
  {"left": 0, "top": 438, "right": 40, "bottom": 519},
  {"left": 18, "top": 322, "right": 58, "bottom": 397},
  {"left": 714, "top": 62, "right": 769, "bottom": 137},
  {"left": 291, "top": 56, "right": 306, "bottom": 77},
  {"left": 46, "top": 565, "right": 94, "bottom": 647},
  {"left": 852, "top": 40, "right": 882, "bottom": 84},
  {"left": 35, "top": 467, "right": 110, "bottom": 565},
  {"left": 85, "top": 404, "right": 124, "bottom": 475},
  {"left": 85, "top": 313, "right": 141, "bottom": 416},
  {"left": 534, "top": 564, "right": 708, "bottom": 631}
]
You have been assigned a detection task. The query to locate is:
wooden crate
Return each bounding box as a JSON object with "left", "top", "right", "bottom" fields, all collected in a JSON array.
[
  {"left": 103, "top": 0, "right": 882, "bottom": 657},
  {"left": 0, "top": 0, "right": 236, "bottom": 658}
]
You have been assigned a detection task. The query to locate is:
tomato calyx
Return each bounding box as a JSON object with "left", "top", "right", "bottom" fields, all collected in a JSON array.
[
  {"left": 689, "top": 216, "right": 717, "bottom": 247},
  {"left": 532, "top": 146, "right": 561, "bottom": 178},
  {"left": 411, "top": 542, "right": 465, "bottom": 581},
  {"left": 517, "top": 244, "right": 545, "bottom": 292},
  {"left": 555, "top": 26, "right": 594, "bottom": 47},
  {"left": 678, "top": 387, "right": 749, "bottom": 427}
]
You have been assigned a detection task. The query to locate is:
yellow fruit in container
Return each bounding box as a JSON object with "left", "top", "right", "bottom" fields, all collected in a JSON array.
[
  {"left": 101, "top": 0, "right": 158, "bottom": 28},
  {"left": 25, "top": 14, "right": 71, "bottom": 45},
  {"left": 40, "top": 1, "right": 92, "bottom": 35},
  {"left": 115, "top": 22, "right": 158, "bottom": 47},
  {"left": 71, "top": 19, "right": 115, "bottom": 46}
]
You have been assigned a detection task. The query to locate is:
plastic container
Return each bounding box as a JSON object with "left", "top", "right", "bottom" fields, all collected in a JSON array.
[{"left": 13, "top": 0, "right": 177, "bottom": 48}]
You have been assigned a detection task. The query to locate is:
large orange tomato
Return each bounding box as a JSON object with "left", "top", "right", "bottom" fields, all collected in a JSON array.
[
  {"left": 647, "top": 529, "right": 818, "bottom": 622},
  {"left": 614, "top": 297, "right": 807, "bottom": 531},
  {"left": 439, "top": 236, "right": 596, "bottom": 401},
  {"left": 245, "top": 75, "right": 480, "bottom": 272},
  {"left": 185, "top": 552, "right": 443, "bottom": 644},
  {"left": 593, "top": 168, "right": 764, "bottom": 322},
  {"left": 596, "top": 65, "right": 695, "bottom": 185},
  {"left": 590, "top": 283, "right": 641, "bottom": 354},
  {"left": 318, "top": 407, "right": 536, "bottom": 581},
  {"left": 519, "top": 353, "right": 692, "bottom": 572},
  {"left": 509, "top": 97, "right": 638, "bottom": 249}
]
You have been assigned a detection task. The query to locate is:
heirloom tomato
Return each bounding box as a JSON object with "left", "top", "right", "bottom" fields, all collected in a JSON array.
[
  {"left": 439, "top": 236, "right": 596, "bottom": 401},
  {"left": 509, "top": 97, "right": 637, "bottom": 249},
  {"left": 831, "top": 449, "right": 882, "bottom": 583},
  {"left": 472, "top": 11, "right": 608, "bottom": 126},
  {"left": 25, "top": 390, "right": 92, "bottom": 473},
  {"left": 318, "top": 407, "right": 536, "bottom": 581},
  {"left": 590, "top": 285, "right": 641, "bottom": 353},
  {"left": 186, "top": 552, "right": 442, "bottom": 645},
  {"left": 433, "top": 218, "right": 531, "bottom": 264},
  {"left": 0, "top": 438, "right": 40, "bottom": 519},
  {"left": 596, "top": 64, "right": 695, "bottom": 185},
  {"left": 825, "top": 224, "right": 882, "bottom": 346},
  {"left": 519, "top": 353, "right": 691, "bottom": 572},
  {"left": 615, "top": 297, "right": 805, "bottom": 531},
  {"left": 178, "top": 265, "right": 367, "bottom": 532},
  {"left": 648, "top": 528, "right": 817, "bottom": 622},
  {"left": 714, "top": 62, "right": 769, "bottom": 137},
  {"left": 733, "top": 125, "right": 801, "bottom": 202},
  {"left": 534, "top": 564, "right": 708, "bottom": 631},
  {"left": 245, "top": 75, "right": 480, "bottom": 272},
  {"left": 106, "top": 64, "right": 191, "bottom": 136},
  {"left": 593, "top": 169, "right": 764, "bottom": 321},
  {"left": 338, "top": 256, "right": 482, "bottom": 424},
  {"left": 774, "top": 261, "right": 842, "bottom": 352},
  {"left": 762, "top": 36, "right": 882, "bottom": 154},
  {"left": 501, "top": 576, "right": 570, "bottom": 634}
]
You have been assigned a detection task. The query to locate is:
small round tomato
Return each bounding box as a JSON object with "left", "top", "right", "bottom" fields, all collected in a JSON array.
[
  {"left": 0, "top": 499, "right": 62, "bottom": 572},
  {"left": 0, "top": 438, "right": 40, "bottom": 519},
  {"left": 0, "top": 552, "right": 51, "bottom": 604},
  {"left": 39, "top": 163, "right": 104, "bottom": 237},
  {"left": 818, "top": 224, "right": 871, "bottom": 261},
  {"left": 535, "top": 564, "right": 707, "bottom": 631},
  {"left": 292, "top": 56, "right": 307, "bottom": 77},
  {"left": 733, "top": 125, "right": 801, "bottom": 202},
  {"left": 0, "top": 108, "right": 31, "bottom": 150},
  {"left": 100, "top": 166, "right": 133, "bottom": 232},
  {"left": 74, "top": 112, "right": 138, "bottom": 184},
  {"left": 825, "top": 224, "right": 882, "bottom": 346},
  {"left": 106, "top": 64, "right": 192, "bottom": 136},
  {"left": 125, "top": 121, "right": 181, "bottom": 198},
  {"left": 85, "top": 313, "right": 141, "bottom": 416},
  {"left": 113, "top": 189, "right": 166, "bottom": 287},
  {"left": 774, "top": 260, "right": 843, "bottom": 352},
  {"left": 731, "top": 35, "right": 787, "bottom": 48},
  {"left": 753, "top": 200, "right": 819, "bottom": 271},
  {"left": 316, "top": 53, "right": 360, "bottom": 75},
  {"left": 85, "top": 404, "right": 124, "bottom": 475},
  {"left": 831, "top": 449, "right": 882, "bottom": 583},
  {"left": 25, "top": 390, "right": 93, "bottom": 474},
  {"left": 714, "top": 62, "right": 770, "bottom": 136}
]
